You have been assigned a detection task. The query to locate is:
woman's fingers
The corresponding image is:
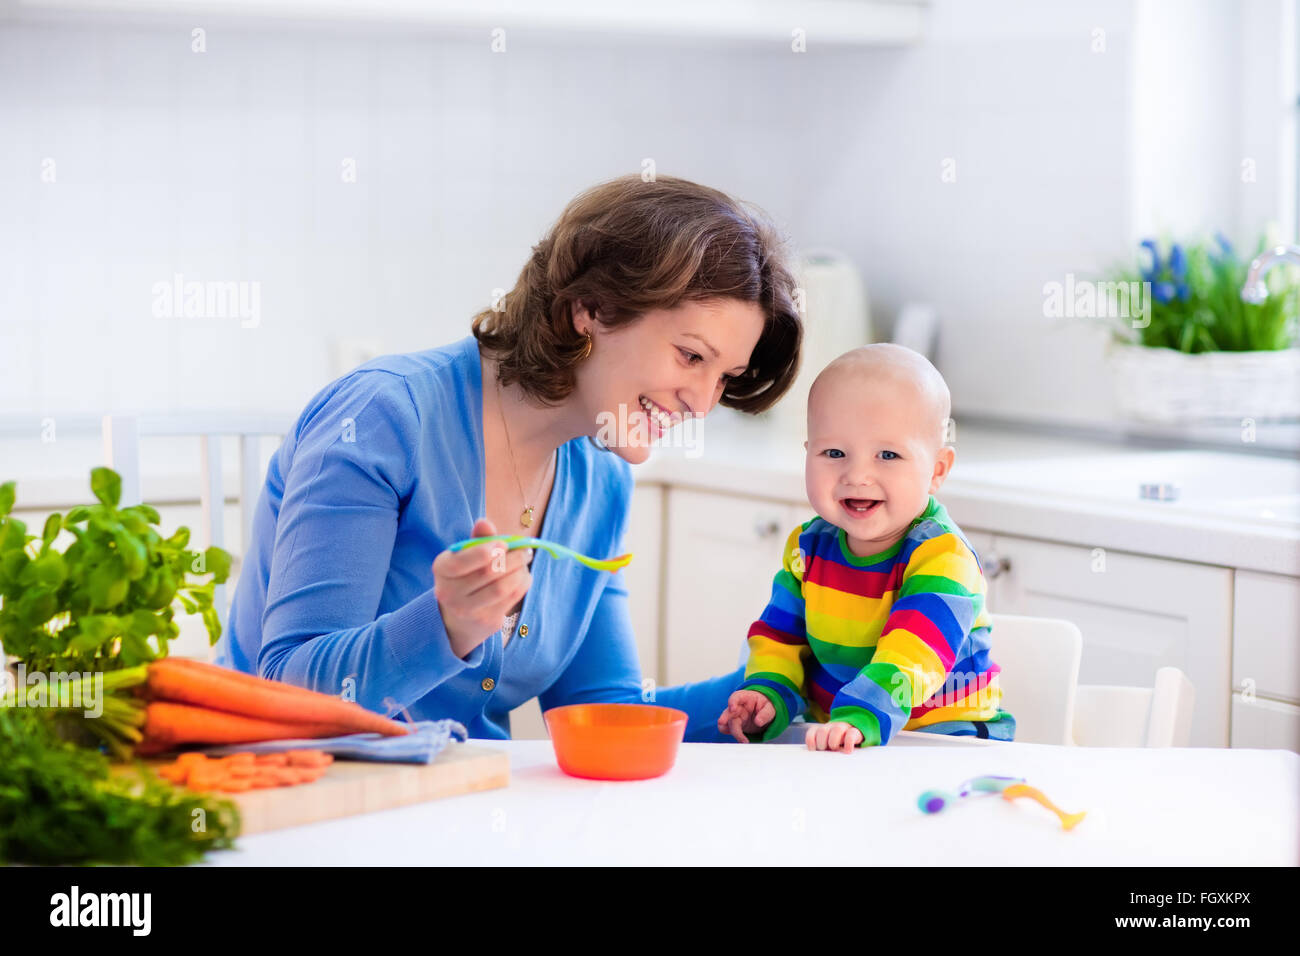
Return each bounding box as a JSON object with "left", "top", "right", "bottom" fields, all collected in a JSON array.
[
  {"left": 434, "top": 540, "right": 533, "bottom": 583},
  {"left": 465, "top": 564, "right": 532, "bottom": 611},
  {"left": 439, "top": 565, "right": 531, "bottom": 622}
]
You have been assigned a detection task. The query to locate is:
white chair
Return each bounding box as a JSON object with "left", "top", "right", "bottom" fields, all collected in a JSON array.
[
  {"left": 1071, "top": 667, "right": 1196, "bottom": 747},
  {"left": 992, "top": 612, "right": 1196, "bottom": 747},
  {"left": 984, "top": 612, "right": 1083, "bottom": 746},
  {"left": 101, "top": 413, "right": 294, "bottom": 637}
]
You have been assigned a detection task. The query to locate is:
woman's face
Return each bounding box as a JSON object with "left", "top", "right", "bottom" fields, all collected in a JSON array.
[{"left": 573, "top": 298, "right": 767, "bottom": 465}]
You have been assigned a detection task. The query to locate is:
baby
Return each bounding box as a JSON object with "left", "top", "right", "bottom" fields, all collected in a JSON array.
[{"left": 717, "top": 344, "right": 1016, "bottom": 752}]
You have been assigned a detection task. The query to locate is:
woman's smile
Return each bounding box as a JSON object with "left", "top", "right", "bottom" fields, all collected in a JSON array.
[{"left": 638, "top": 394, "right": 681, "bottom": 434}]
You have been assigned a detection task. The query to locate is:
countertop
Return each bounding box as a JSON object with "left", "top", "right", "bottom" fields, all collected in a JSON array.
[{"left": 204, "top": 734, "right": 1300, "bottom": 866}]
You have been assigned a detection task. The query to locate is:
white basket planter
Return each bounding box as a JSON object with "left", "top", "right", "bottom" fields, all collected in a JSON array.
[{"left": 1107, "top": 341, "right": 1300, "bottom": 423}]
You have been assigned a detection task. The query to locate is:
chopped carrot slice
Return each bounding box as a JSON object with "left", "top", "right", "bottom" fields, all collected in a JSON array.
[{"left": 286, "top": 749, "right": 333, "bottom": 767}]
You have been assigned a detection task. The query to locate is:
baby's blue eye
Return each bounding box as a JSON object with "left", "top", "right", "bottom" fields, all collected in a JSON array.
[
  {"left": 824, "top": 449, "right": 845, "bottom": 459},
  {"left": 880, "top": 450, "right": 899, "bottom": 460}
]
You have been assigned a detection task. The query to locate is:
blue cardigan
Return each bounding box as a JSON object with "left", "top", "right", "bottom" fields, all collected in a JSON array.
[{"left": 214, "top": 334, "right": 743, "bottom": 743}]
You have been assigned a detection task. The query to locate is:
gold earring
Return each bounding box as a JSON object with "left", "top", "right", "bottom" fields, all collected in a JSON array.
[{"left": 579, "top": 330, "right": 593, "bottom": 361}]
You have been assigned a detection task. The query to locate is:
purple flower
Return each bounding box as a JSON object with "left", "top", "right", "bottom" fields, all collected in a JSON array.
[
  {"left": 1169, "top": 243, "right": 1186, "bottom": 280},
  {"left": 1213, "top": 232, "right": 1234, "bottom": 262},
  {"left": 1140, "top": 239, "right": 1161, "bottom": 282},
  {"left": 1153, "top": 281, "right": 1176, "bottom": 304}
]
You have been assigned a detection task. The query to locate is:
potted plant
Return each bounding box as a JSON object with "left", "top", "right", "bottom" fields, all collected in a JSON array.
[{"left": 1099, "top": 232, "right": 1299, "bottom": 423}]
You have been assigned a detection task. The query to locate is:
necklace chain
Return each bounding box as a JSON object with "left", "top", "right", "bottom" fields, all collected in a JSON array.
[{"left": 496, "top": 376, "right": 552, "bottom": 529}]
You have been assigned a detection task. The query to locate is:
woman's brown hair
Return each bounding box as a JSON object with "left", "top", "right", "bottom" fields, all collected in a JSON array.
[{"left": 471, "top": 174, "right": 802, "bottom": 414}]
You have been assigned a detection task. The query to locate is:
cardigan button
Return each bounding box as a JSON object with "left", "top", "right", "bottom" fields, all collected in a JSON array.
[
  {"left": 518, "top": 624, "right": 529, "bottom": 637},
  {"left": 481, "top": 677, "right": 495, "bottom": 692}
]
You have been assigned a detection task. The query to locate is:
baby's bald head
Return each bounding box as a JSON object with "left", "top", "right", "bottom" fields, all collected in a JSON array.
[{"left": 808, "top": 344, "right": 951, "bottom": 454}]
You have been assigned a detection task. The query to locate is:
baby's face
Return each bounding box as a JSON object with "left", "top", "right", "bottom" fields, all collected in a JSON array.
[{"left": 804, "top": 373, "right": 952, "bottom": 556}]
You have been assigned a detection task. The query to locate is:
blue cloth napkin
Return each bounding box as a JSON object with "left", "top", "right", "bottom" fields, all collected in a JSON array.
[{"left": 197, "top": 719, "right": 469, "bottom": 765}]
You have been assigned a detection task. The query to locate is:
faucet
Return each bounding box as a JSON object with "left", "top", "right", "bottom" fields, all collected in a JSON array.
[{"left": 1241, "top": 244, "right": 1300, "bottom": 303}]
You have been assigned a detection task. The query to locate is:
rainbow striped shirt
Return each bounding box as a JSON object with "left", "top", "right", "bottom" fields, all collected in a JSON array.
[{"left": 738, "top": 495, "right": 1015, "bottom": 746}]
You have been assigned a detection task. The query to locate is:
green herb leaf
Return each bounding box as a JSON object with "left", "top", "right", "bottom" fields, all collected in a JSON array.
[{"left": 90, "top": 467, "right": 122, "bottom": 508}]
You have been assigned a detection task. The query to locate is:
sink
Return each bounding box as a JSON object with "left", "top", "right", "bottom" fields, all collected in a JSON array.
[{"left": 953, "top": 451, "right": 1300, "bottom": 524}]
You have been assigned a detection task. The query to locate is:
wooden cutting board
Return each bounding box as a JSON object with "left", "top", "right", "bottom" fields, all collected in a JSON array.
[{"left": 124, "top": 741, "right": 510, "bottom": 836}]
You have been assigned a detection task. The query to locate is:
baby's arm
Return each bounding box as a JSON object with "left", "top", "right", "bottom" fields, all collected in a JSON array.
[
  {"left": 720, "top": 525, "right": 813, "bottom": 743},
  {"left": 828, "top": 533, "right": 985, "bottom": 747}
]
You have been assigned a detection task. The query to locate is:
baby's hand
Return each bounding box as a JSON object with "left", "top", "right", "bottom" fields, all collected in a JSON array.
[
  {"left": 806, "top": 720, "right": 864, "bottom": 753},
  {"left": 717, "top": 690, "right": 775, "bottom": 743}
]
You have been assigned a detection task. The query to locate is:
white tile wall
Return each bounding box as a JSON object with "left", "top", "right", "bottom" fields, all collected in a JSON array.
[{"left": 0, "top": 0, "right": 1276, "bottom": 460}]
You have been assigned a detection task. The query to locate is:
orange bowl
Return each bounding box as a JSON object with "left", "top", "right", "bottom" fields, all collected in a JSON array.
[{"left": 544, "top": 703, "right": 688, "bottom": 780}]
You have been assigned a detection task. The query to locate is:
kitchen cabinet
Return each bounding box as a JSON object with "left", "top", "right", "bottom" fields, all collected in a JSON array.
[
  {"left": 1231, "top": 694, "right": 1300, "bottom": 751},
  {"left": 965, "top": 531, "right": 1233, "bottom": 748},
  {"left": 662, "top": 488, "right": 810, "bottom": 686},
  {"left": 1229, "top": 569, "right": 1300, "bottom": 750},
  {"left": 11, "top": 0, "right": 930, "bottom": 46},
  {"left": 1231, "top": 570, "right": 1300, "bottom": 705}
]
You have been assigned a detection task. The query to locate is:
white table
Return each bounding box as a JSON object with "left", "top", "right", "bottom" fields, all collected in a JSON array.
[{"left": 207, "top": 731, "right": 1300, "bottom": 866}]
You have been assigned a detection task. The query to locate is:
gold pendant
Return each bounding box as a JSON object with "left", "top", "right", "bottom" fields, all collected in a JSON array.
[{"left": 520, "top": 506, "right": 534, "bottom": 528}]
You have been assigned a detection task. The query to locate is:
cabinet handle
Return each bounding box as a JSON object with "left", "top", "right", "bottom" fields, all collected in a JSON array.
[
  {"left": 754, "top": 516, "right": 783, "bottom": 538},
  {"left": 981, "top": 551, "right": 1011, "bottom": 579}
]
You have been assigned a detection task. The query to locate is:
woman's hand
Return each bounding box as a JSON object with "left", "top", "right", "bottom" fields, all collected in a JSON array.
[
  {"left": 717, "top": 689, "right": 775, "bottom": 743},
  {"left": 432, "top": 518, "right": 533, "bottom": 660}
]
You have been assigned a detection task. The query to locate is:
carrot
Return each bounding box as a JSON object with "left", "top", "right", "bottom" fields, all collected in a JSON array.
[
  {"left": 286, "top": 750, "right": 333, "bottom": 768},
  {"left": 218, "top": 779, "right": 253, "bottom": 793},
  {"left": 187, "top": 766, "right": 226, "bottom": 790},
  {"left": 155, "top": 764, "right": 188, "bottom": 783},
  {"left": 253, "top": 753, "right": 289, "bottom": 767},
  {"left": 140, "top": 701, "right": 369, "bottom": 752},
  {"left": 160, "top": 658, "right": 329, "bottom": 699},
  {"left": 145, "top": 659, "right": 409, "bottom": 737}
]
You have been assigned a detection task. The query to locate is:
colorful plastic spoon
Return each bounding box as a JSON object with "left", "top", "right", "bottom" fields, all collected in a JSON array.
[
  {"left": 448, "top": 534, "right": 632, "bottom": 572},
  {"left": 917, "top": 775, "right": 1087, "bottom": 831},
  {"left": 917, "top": 775, "right": 1023, "bottom": 813},
  {"left": 1000, "top": 783, "right": 1088, "bottom": 831}
]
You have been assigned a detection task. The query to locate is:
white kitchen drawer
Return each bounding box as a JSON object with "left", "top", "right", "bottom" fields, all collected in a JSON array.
[
  {"left": 1232, "top": 570, "right": 1300, "bottom": 705},
  {"left": 990, "top": 533, "right": 1233, "bottom": 748},
  {"left": 664, "top": 488, "right": 810, "bottom": 686},
  {"left": 1231, "top": 693, "right": 1300, "bottom": 752}
]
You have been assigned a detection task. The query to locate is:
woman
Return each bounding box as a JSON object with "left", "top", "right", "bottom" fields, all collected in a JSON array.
[{"left": 214, "top": 174, "right": 802, "bottom": 743}]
